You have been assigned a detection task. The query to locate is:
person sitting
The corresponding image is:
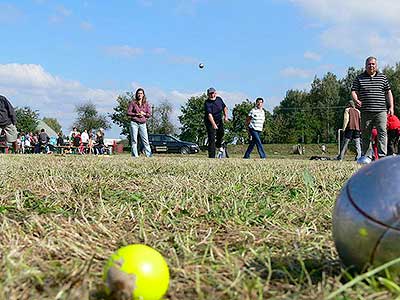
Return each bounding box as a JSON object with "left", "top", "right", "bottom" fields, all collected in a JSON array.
[
  {"left": 81, "top": 129, "right": 89, "bottom": 153},
  {"left": 38, "top": 128, "right": 50, "bottom": 153},
  {"left": 57, "top": 132, "right": 64, "bottom": 146},
  {"left": 94, "top": 128, "right": 105, "bottom": 154},
  {"left": 73, "top": 133, "right": 81, "bottom": 147},
  {"left": 24, "top": 132, "right": 32, "bottom": 153}
]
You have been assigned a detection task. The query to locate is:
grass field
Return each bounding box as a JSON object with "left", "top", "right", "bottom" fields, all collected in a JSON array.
[{"left": 0, "top": 151, "right": 397, "bottom": 300}]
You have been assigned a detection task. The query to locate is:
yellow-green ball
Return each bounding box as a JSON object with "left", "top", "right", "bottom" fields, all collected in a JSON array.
[{"left": 104, "top": 244, "right": 170, "bottom": 300}]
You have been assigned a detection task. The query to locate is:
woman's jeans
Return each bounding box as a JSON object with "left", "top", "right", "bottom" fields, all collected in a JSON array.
[
  {"left": 244, "top": 128, "right": 266, "bottom": 158},
  {"left": 130, "top": 121, "right": 152, "bottom": 157}
]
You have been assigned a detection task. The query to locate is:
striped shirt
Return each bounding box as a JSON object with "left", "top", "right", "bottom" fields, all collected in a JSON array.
[
  {"left": 248, "top": 107, "right": 265, "bottom": 131},
  {"left": 351, "top": 71, "right": 391, "bottom": 112}
]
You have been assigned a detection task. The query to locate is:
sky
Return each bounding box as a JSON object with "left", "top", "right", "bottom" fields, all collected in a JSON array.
[{"left": 2, "top": 0, "right": 400, "bottom": 137}]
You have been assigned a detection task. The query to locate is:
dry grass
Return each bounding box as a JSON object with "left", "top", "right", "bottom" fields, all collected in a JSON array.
[{"left": 0, "top": 154, "right": 396, "bottom": 299}]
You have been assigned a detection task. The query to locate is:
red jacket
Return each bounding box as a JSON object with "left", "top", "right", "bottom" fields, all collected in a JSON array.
[{"left": 387, "top": 114, "right": 400, "bottom": 131}]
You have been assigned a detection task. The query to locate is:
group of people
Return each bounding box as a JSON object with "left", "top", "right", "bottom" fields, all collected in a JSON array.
[
  {"left": 338, "top": 56, "right": 400, "bottom": 162},
  {"left": 125, "top": 86, "right": 267, "bottom": 159},
  {"left": 65, "top": 127, "right": 107, "bottom": 155},
  {"left": 1, "top": 56, "right": 398, "bottom": 160},
  {"left": 11, "top": 127, "right": 108, "bottom": 155},
  {"left": 15, "top": 129, "right": 54, "bottom": 154}
]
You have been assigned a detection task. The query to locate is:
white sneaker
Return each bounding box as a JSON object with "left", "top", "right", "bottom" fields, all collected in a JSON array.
[{"left": 357, "top": 156, "right": 372, "bottom": 165}]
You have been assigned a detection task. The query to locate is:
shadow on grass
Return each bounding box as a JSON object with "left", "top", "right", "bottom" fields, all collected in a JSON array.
[{"left": 246, "top": 255, "right": 342, "bottom": 285}]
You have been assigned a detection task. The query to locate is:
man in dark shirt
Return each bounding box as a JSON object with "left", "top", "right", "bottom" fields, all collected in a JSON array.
[
  {"left": 351, "top": 56, "right": 394, "bottom": 162},
  {"left": 38, "top": 128, "right": 50, "bottom": 152},
  {"left": 204, "top": 87, "right": 228, "bottom": 158},
  {"left": 0, "top": 95, "right": 18, "bottom": 152}
]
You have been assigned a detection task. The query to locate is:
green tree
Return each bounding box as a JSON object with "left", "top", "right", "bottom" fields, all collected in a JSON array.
[
  {"left": 309, "top": 73, "right": 341, "bottom": 143},
  {"left": 178, "top": 94, "right": 207, "bottom": 145},
  {"left": 273, "top": 90, "right": 312, "bottom": 143},
  {"left": 226, "top": 99, "right": 253, "bottom": 144},
  {"left": 270, "top": 113, "right": 288, "bottom": 144},
  {"left": 152, "top": 100, "right": 176, "bottom": 135},
  {"left": 73, "top": 101, "right": 111, "bottom": 132},
  {"left": 110, "top": 92, "right": 134, "bottom": 137},
  {"left": 42, "top": 117, "right": 62, "bottom": 133},
  {"left": 383, "top": 64, "right": 400, "bottom": 115},
  {"left": 15, "top": 106, "right": 39, "bottom": 133}
]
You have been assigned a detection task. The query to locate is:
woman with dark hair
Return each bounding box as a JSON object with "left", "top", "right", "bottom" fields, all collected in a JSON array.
[{"left": 127, "top": 88, "right": 152, "bottom": 157}]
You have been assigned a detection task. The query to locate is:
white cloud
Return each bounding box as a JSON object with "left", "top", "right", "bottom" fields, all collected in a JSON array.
[
  {"left": 0, "top": 64, "right": 118, "bottom": 133},
  {"left": 56, "top": 5, "right": 72, "bottom": 17},
  {"left": 280, "top": 67, "right": 313, "bottom": 79},
  {"left": 288, "top": 0, "right": 400, "bottom": 64},
  {"left": 80, "top": 21, "right": 93, "bottom": 31},
  {"left": 49, "top": 5, "right": 72, "bottom": 23},
  {"left": 167, "top": 55, "right": 199, "bottom": 65},
  {"left": 304, "top": 51, "right": 321, "bottom": 61},
  {"left": 152, "top": 48, "right": 167, "bottom": 55},
  {"left": 130, "top": 82, "right": 250, "bottom": 127},
  {"left": 104, "top": 46, "right": 144, "bottom": 58},
  {"left": 0, "top": 64, "right": 250, "bottom": 137}
]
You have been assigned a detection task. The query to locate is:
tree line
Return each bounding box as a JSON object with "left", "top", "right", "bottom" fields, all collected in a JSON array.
[
  {"left": 16, "top": 63, "right": 400, "bottom": 144},
  {"left": 177, "top": 64, "right": 400, "bottom": 145}
]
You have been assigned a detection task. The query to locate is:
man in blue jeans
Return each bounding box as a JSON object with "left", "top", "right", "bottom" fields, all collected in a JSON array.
[{"left": 244, "top": 97, "right": 266, "bottom": 159}]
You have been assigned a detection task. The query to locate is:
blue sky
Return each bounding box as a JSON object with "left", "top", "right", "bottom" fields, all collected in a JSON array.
[{"left": 1, "top": 0, "right": 400, "bottom": 137}]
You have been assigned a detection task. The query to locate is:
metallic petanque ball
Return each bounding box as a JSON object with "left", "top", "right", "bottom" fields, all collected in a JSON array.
[{"left": 333, "top": 156, "right": 400, "bottom": 273}]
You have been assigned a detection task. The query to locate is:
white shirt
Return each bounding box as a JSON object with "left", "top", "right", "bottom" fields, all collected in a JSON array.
[
  {"left": 248, "top": 108, "right": 265, "bottom": 131},
  {"left": 81, "top": 131, "right": 89, "bottom": 143}
]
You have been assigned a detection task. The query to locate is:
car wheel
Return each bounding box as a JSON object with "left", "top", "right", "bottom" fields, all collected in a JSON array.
[{"left": 180, "top": 146, "right": 189, "bottom": 154}]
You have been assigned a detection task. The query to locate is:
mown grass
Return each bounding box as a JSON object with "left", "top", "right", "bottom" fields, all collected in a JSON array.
[{"left": 0, "top": 153, "right": 396, "bottom": 299}]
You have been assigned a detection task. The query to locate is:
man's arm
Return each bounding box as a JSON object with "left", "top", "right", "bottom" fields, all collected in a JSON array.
[
  {"left": 351, "top": 91, "right": 361, "bottom": 108},
  {"left": 387, "top": 90, "right": 394, "bottom": 115},
  {"left": 342, "top": 108, "right": 349, "bottom": 130},
  {"left": 5, "top": 99, "right": 16, "bottom": 125},
  {"left": 208, "top": 113, "right": 218, "bottom": 129},
  {"left": 223, "top": 107, "right": 228, "bottom": 122}
]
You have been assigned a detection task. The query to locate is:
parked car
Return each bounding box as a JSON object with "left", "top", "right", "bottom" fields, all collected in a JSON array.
[{"left": 148, "top": 134, "right": 200, "bottom": 154}]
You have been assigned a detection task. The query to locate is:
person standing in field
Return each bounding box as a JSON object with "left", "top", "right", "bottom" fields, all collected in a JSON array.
[
  {"left": 127, "top": 88, "right": 152, "bottom": 157},
  {"left": 243, "top": 97, "right": 266, "bottom": 159},
  {"left": 204, "top": 87, "right": 228, "bottom": 158},
  {"left": 351, "top": 56, "right": 394, "bottom": 162},
  {"left": 337, "top": 101, "right": 361, "bottom": 161},
  {"left": 0, "top": 95, "right": 18, "bottom": 153},
  {"left": 386, "top": 113, "right": 400, "bottom": 155}
]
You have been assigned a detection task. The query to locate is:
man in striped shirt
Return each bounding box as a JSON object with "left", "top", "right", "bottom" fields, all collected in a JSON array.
[
  {"left": 351, "top": 56, "right": 394, "bottom": 161},
  {"left": 243, "top": 97, "right": 266, "bottom": 159}
]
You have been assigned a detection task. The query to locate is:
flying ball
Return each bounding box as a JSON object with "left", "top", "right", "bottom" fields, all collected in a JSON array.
[
  {"left": 333, "top": 156, "right": 400, "bottom": 273},
  {"left": 104, "top": 244, "right": 170, "bottom": 300},
  {"left": 199, "top": 63, "right": 204, "bottom": 69}
]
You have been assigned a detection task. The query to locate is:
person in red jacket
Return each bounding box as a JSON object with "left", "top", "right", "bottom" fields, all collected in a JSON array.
[{"left": 387, "top": 114, "right": 400, "bottom": 155}]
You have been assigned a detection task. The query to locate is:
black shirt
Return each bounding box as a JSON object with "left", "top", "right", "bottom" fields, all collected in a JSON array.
[{"left": 204, "top": 96, "right": 226, "bottom": 124}]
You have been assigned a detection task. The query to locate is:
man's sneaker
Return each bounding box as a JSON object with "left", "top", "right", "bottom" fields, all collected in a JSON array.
[{"left": 357, "top": 156, "right": 372, "bottom": 165}]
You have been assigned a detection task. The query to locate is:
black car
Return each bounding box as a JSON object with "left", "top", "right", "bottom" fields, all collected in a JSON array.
[{"left": 148, "top": 134, "right": 200, "bottom": 154}]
